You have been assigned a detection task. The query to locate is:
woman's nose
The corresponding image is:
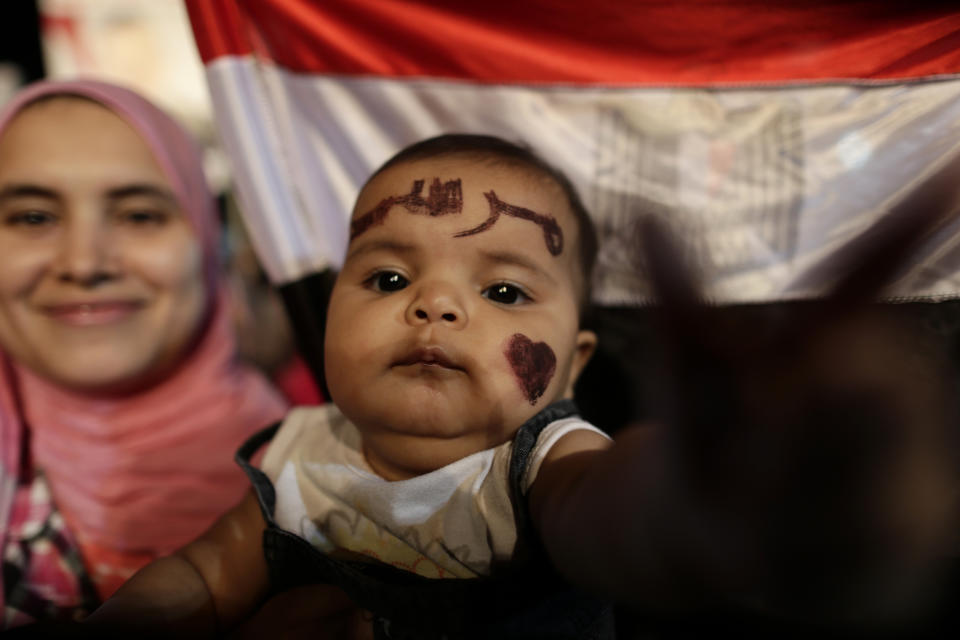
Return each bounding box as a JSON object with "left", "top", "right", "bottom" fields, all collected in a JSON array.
[
  {"left": 55, "top": 220, "right": 117, "bottom": 286},
  {"left": 405, "top": 282, "right": 468, "bottom": 328}
]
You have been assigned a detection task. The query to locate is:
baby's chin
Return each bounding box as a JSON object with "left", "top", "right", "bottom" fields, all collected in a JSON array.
[
  {"left": 366, "top": 411, "right": 511, "bottom": 445},
  {"left": 359, "top": 428, "right": 506, "bottom": 480},
  {"left": 345, "top": 383, "right": 495, "bottom": 432},
  {"left": 354, "top": 409, "right": 522, "bottom": 476}
]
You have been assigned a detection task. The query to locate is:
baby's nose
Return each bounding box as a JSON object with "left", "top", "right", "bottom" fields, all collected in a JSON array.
[{"left": 406, "top": 283, "right": 467, "bottom": 328}]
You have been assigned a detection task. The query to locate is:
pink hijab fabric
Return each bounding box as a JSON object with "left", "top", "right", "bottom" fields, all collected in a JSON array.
[{"left": 0, "top": 79, "right": 288, "bottom": 602}]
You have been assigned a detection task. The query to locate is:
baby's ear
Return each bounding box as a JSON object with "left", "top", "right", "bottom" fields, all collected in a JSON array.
[{"left": 564, "top": 330, "right": 598, "bottom": 398}]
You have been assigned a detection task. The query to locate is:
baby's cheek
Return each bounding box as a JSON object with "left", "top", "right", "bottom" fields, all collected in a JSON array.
[{"left": 503, "top": 333, "right": 556, "bottom": 405}]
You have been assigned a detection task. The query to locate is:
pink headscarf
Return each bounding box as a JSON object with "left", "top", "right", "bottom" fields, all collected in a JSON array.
[{"left": 0, "top": 79, "right": 288, "bottom": 600}]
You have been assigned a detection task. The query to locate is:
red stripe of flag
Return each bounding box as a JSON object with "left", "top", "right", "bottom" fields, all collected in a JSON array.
[
  {"left": 186, "top": 0, "right": 255, "bottom": 59},
  {"left": 187, "top": 0, "right": 960, "bottom": 85}
]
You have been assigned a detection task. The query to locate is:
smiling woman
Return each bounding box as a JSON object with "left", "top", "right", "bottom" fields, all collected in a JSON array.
[
  {"left": 0, "top": 97, "right": 206, "bottom": 393},
  {"left": 0, "top": 80, "right": 287, "bottom": 627}
]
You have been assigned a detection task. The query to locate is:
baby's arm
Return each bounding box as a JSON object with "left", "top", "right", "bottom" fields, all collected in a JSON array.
[
  {"left": 530, "top": 425, "right": 713, "bottom": 607},
  {"left": 532, "top": 182, "right": 960, "bottom": 623},
  {"left": 82, "top": 489, "right": 270, "bottom": 637},
  {"left": 532, "top": 383, "right": 955, "bottom": 626}
]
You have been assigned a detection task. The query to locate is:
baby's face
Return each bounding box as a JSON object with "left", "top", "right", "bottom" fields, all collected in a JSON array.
[{"left": 324, "top": 156, "right": 595, "bottom": 479}]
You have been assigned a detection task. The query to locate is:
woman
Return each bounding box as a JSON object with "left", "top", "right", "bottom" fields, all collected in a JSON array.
[{"left": 0, "top": 79, "right": 287, "bottom": 627}]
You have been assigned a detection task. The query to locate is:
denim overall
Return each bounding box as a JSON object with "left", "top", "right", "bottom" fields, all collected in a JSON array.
[{"left": 235, "top": 399, "right": 615, "bottom": 639}]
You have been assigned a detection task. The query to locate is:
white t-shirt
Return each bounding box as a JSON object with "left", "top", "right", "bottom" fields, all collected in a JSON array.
[{"left": 259, "top": 404, "right": 609, "bottom": 579}]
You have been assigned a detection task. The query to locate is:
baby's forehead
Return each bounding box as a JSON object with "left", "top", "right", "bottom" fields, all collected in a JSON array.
[
  {"left": 349, "top": 155, "right": 586, "bottom": 290},
  {"left": 353, "top": 156, "right": 569, "bottom": 218}
]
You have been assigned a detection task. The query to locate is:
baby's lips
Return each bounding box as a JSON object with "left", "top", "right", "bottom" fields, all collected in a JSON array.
[{"left": 392, "top": 345, "right": 463, "bottom": 371}]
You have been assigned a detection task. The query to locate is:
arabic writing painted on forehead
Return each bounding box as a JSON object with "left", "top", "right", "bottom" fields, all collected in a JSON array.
[
  {"left": 455, "top": 190, "right": 563, "bottom": 256},
  {"left": 350, "top": 178, "right": 464, "bottom": 239},
  {"left": 351, "top": 179, "right": 564, "bottom": 256}
]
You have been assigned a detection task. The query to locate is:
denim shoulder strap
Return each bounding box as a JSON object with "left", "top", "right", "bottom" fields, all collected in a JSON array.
[
  {"left": 507, "top": 399, "right": 579, "bottom": 565},
  {"left": 234, "top": 421, "right": 283, "bottom": 525}
]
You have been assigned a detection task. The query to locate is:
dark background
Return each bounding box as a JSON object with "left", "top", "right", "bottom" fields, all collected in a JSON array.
[{"left": 1, "top": 1, "right": 45, "bottom": 86}]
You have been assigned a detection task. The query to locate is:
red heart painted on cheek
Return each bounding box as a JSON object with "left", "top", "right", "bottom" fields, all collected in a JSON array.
[{"left": 505, "top": 333, "right": 557, "bottom": 405}]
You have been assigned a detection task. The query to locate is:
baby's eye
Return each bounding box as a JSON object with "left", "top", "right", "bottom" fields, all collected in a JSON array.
[
  {"left": 482, "top": 283, "right": 530, "bottom": 305},
  {"left": 368, "top": 271, "right": 409, "bottom": 292}
]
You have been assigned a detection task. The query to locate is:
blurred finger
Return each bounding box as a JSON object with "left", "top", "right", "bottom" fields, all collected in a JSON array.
[
  {"left": 821, "top": 149, "right": 960, "bottom": 305},
  {"left": 637, "top": 215, "right": 703, "bottom": 313}
]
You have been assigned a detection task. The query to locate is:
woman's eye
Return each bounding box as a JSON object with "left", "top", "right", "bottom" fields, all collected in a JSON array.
[
  {"left": 120, "top": 210, "right": 169, "bottom": 225},
  {"left": 370, "top": 271, "right": 409, "bottom": 292},
  {"left": 5, "top": 210, "right": 56, "bottom": 227},
  {"left": 483, "top": 283, "right": 530, "bottom": 305}
]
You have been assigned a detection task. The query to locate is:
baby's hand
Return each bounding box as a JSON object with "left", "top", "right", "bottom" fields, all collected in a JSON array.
[{"left": 638, "top": 159, "right": 960, "bottom": 628}]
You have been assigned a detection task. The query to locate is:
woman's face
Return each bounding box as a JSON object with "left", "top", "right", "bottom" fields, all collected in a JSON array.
[{"left": 0, "top": 98, "right": 207, "bottom": 394}]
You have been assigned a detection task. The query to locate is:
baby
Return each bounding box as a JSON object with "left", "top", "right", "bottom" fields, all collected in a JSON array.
[
  {"left": 75, "top": 134, "right": 957, "bottom": 639},
  {"left": 83, "top": 134, "right": 616, "bottom": 638}
]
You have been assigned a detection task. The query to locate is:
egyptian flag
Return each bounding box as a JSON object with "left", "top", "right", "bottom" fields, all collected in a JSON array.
[{"left": 185, "top": 1, "right": 960, "bottom": 400}]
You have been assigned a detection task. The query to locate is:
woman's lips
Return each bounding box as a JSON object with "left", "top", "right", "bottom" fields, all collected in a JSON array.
[{"left": 42, "top": 301, "right": 144, "bottom": 326}]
